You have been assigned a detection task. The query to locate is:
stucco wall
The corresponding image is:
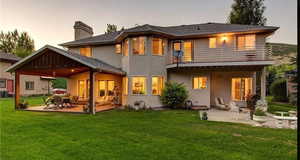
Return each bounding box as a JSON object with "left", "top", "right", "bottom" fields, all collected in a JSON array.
[{"left": 20, "top": 75, "right": 51, "bottom": 96}]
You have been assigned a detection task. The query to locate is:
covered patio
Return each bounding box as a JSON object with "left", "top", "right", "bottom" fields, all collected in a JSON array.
[{"left": 6, "top": 45, "right": 125, "bottom": 114}]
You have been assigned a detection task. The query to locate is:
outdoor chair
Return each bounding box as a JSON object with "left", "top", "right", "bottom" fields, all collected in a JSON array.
[
  {"left": 52, "top": 96, "right": 63, "bottom": 109},
  {"left": 215, "top": 97, "right": 230, "bottom": 110}
]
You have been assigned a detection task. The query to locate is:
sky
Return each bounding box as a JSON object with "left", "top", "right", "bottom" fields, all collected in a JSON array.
[{"left": 0, "top": 0, "right": 297, "bottom": 49}]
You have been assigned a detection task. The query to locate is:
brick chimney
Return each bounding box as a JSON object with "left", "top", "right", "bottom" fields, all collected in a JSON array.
[{"left": 73, "top": 21, "right": 94, "bottom": 40}]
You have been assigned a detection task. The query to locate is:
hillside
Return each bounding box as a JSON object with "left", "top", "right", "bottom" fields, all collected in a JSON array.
[{"left": 267, "top": 43, "right": 297, "bottom": 66}]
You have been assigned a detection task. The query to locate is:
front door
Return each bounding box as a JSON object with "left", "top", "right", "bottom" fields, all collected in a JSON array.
[{"left": 7, "top": 80, "right": 14, "bottom": 94}]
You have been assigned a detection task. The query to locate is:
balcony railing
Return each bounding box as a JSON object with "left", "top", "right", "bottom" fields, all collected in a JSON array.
[{"left": 167, "top": 44, "right": 273, "bottom": 65}]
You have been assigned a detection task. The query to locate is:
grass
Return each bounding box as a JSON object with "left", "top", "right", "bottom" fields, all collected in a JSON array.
[
  {"left": 0, "top": 97, "right": 297, "bottom": 160},
  {"left": 266, "top": 96, "right": 297, "bottom": 116}
]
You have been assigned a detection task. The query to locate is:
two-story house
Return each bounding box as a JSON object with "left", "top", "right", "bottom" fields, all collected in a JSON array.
[{"left": 7, "top": 21, "right": 278, "bottom": 113}]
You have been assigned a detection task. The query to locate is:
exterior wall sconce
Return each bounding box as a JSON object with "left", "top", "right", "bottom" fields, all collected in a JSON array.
[
  {"left": 71, "top": 69, "right": 75, "bottom": 72},
  {"left": 221, "top": 36, "right": 228, "bottom": 43}
]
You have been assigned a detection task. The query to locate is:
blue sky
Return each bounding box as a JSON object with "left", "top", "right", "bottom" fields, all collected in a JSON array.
[{"left": 0, "top": 0, "right": 297, "bottom": 49}]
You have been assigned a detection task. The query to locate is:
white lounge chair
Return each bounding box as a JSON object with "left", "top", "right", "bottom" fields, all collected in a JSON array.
[{"left": 215, "top": 97, "right": 230, "bottom": 110}]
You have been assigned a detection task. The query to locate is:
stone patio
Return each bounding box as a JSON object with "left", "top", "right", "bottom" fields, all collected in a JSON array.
[{"left": 202, "top": 108, "right": 297, "bottom": 129}]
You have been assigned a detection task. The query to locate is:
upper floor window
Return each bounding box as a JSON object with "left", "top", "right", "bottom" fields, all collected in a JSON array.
[
  {"left": 173, "top": 42, "right": 181, "bottom": 51},
  {"left": 152, "top": 38, "right": 164, "bottom": 55},
  {"left": 132, "top": 37, "right": 145, "bottom": 55},
  {"left": 237, "top": 34, "right": 256, "bottom": 51},
  {"left": 115, "top": 44, "right": 121, "bottom": 54},
  {"left": 132, "top": 77, "right": 146, "bottom": 95},
  {"left": 25, "top": 81, "right": 34, "bottom": 90},
  {"left": 152, "top": 76, "right": 164, "bottom": 95},
  {"left": 209, "top": 37, "right": 217, "bottom": 48},
  {"left": 123, "top": 39, "right": 129, "bottom": 56},
  {"left": 183, "top": 41, "right": 192, "bottom": 62},
  {"left": 193, "top": 76, "right": 207, "bottom": 89},
  {"left": 80, "top": 47, "right": 92, "bottom": 57}
]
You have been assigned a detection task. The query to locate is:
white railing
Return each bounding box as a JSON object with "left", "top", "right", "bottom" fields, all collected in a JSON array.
[{"left": 167, "top": 44, "right": 272, "bottom": 64}]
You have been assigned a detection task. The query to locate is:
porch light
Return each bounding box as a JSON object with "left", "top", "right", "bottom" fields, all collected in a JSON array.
[
  {"left": 221, "top": 36, "right": 228, "bottom": 43},
  {"left": 71, "top": 69, "right": 75, "bottom": 72}
]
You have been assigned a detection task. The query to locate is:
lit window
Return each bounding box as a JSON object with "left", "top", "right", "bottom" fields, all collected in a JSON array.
[
  {"left": 132, "top": 77, "right": 146, "bottom": 95},
  {"left": 98, "top": 80, "right": 106, "bottom": 97},
  {"left": 193, "top": 76, "right": 207, "bottom": 89},
  {"left": 86, "top": 80, "right": 90, "bottom": 98},
  {"left": 0, "top": 79, "right": 6, "bottom": 88},
  {"left": 122, "top": 77, "right": 128, "bottom": 95},
  {"left": 115, "top": 44, "right": 121, "bottom": 54},
  {"left": 231, "top": 78, "right": 253, "bottom": 101},
  {"left": 183, "top": 41, "right": 192, "bottom": 62},
  {"left": 237, "top": 34, "right": 255, "bottom": 50},
  {"left": 209, "top": 37, "right": 217, "bottom": 48},
  {"left": 173, "top": 42, "right": 181, "bottom": 51},
  {"left": 78, "top": 80, "right": 85, "bottom": 98},
  {"left": 25, "top": 81, "right": 34, "bottom": 90},
  {"left": 132, "top": 37, "right": 145, "bottom": 55},
  {"left": 152, "top": 76, "right": 164, "bottom": 95},
  {"left": 152, "top": 38, "right": 164, "bottom": 55},
  {"left": 123, "top": 39, "right": 129, "bottom": 56},
  {"left": 80, "top": 47, "right": 92, "bottom": 57},
  {"left": 107, "top": 80, "right": 115, "bottom": 96}
]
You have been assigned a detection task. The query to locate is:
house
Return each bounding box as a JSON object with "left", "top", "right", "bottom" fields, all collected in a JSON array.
[
  {"left": 0, "top": 52, "right": 54, "bottom": 97},
  {"left": 6, "top": 21, "right": 278, "bottom": 114}
]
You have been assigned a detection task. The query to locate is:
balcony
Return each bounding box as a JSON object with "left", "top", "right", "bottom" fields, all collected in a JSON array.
[{"left": 166, "top": 44, "right": 274, "bottom": 68}]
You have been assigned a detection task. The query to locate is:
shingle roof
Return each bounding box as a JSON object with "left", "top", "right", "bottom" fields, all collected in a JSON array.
[
  {"left": 0, "top": 52, "right": 21, "bottom": 62},
  {"left": 60, "top": 22, "right": 279, "bottom": 47},
  {"left": 6, "top": 45, "right": 126, "bottom": 75}
]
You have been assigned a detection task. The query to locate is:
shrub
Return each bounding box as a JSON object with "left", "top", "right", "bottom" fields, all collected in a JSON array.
[
  {"left": 18, "top": 99, "right": 29, "bottom": 109},
  {"left": 255, "top": 99, "right": 268, "bottom": 112},
  {"left": 270, "top": 78, "right": 288, "bottom": 102},
  {"left": 254, "top": 108, "right": 266, "bottom": 116},
  {"left": 160, "top": 82, "right": 188, "bottom": 108},
  {"left": 289, "top": 93, "right": 297, "bottom": 106}
]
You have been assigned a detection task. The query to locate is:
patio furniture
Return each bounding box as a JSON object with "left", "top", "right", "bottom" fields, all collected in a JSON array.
[
  {"left": 273, "top": 112, "right": 297, "bottom": 129},
  {"left": 52, "top": 96, "right": 63, "bottom": 109},
  {"left": 215, "top": 97, "right": 230, "bottom": 110}
]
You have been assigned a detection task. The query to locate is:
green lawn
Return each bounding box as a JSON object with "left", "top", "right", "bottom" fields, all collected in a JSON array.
[{"left": 0, "top": 97, "right": 297, "bottom": 160}]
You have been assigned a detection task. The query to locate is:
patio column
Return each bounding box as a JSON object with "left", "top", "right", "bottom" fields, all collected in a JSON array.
[
  {"left": 89, "top": 70, "right": 95, "bottom": 115},
  {"left": 14, "top": 71, "right": 20, "bottom": 110},
  {"left": 260, "top": 67, "right": 266, "bottom": 100}
]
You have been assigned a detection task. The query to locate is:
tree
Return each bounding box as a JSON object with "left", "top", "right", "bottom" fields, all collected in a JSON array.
[
  {"left": 51, "top": 78, "right": 67, "bottom": 89},
  {"left": 0, "top": 29, "right": 35, "bottom": 58},
  {"left": 105, "top": 24, "right": 118, "bottom": 34},
  {"left": 228, "top": 0, "right": 267, "bottom": 26}
]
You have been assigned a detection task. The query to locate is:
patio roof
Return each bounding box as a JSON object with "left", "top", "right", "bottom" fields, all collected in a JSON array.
[{"left": 6, "top": 45, "right": 126, "bottom": 76}]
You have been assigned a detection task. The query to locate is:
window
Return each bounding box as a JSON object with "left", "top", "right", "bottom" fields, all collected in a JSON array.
[
  {"left": 123, "top": 39, "right": 129, "bottom": 56},
  {"left": 152, "top": 38, "right": 164, "bottom": 55},
  {"left": 115, "top": 44, "right": 121, "bottom": 54},
  {"left": 86, "top": 80, "right": 90, "bottom": 98},
  {"left": 122, "top": 77, "right": 128, "bottom": 95},
  {"left": 80, "top": 47, "right": 92, "bottom": 57},
  {"left": 183, "top": 41, "right": 192, "bottom": 62},
  {"left": 0, "top": 79, "right": 6, "bottom": 88},
  {"left": 209, "top": 37, "right": 217, "bottom": 48},
  {"left": 237, "top": 34, "right": 255, "bottom": 50},
  {"left": 231, "top": 78, "right": 253, "bottom": 101},
  {"left": 107, "top": 80, "right": 115, "bottom": 96},
  {"left": 132, "top": 77, "right": 146, "bottom": 95},
  {"left": 132, "top": 37, "right": 145, "bottom": 55},
  {"left": 193, "top": 76, "right": 207, "bottom": 89},
  {"left": 152, "top": 76, "right": 164, "bottom": 95},
  {"left": 98, "top": 80, "right": 106, "bottom": 97},
  {"left": 25, "top": 81, "right": 34, "bottom": 90},
  {"left": 78, "top": 80, "right": 85, "bottom": 98},
  {"left": 173, "top": 42, "right": 181, "bottom": 51}
]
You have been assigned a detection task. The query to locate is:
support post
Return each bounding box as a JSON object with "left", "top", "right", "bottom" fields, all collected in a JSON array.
[
  {"left": 260, "top": 67, "right": 266, "bottom": 100},
  {"left": 15, "top": 71, "right": 20, "bottom": 110},
  {"left": 89, "top": 70, "right": 95, "bottom": 115}
]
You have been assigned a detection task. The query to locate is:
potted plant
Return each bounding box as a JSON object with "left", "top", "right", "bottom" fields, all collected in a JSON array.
[{"left": 253, "top": 108, "right": 267, "bottom": 124}]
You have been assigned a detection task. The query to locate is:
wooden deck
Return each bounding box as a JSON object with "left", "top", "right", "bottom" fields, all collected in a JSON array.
[{"left": 24, "top": 104, "right": 115, "bottom": 113}]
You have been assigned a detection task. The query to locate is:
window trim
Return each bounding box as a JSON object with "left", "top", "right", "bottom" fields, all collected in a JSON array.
[
  {"left": 115, "top": 44, "right": 122, "bottom": 54},
  {"left": 0, "top": 79, "right": 6, "bottom": 88},
  {"left": 152, "top": 37, "right": 165, "bottom": 56},
  {"left": 192, "top": 76, "right": 208, "bottom": 90},
  {"left": 79, "top": 47, "right": 92, "bottom": 57},
  {"left": 209, "top": 37, "right": 217, "bottom": 48},
  {"left": 132, "top": 37, "right": 146, "bottom": 55},
  {"left": 151, "top": 76, "right": 164, "bottom": 95},
  {"left": 236, "top": 34, "right": 256, "bottom": 51},
  {"left": 131, "top": 76, "right": 147, "bottom": 95},
  {"left": 25, "top": 81, "right": 34, "bottom": 90},
  {"left": 231, "top": 77, "right": 253, "bottom": 101}
]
